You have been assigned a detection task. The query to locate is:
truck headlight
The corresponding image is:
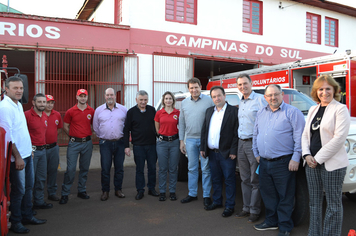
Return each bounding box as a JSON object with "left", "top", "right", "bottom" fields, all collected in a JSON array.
[
  {"left": 350, "top": 168, "right": 355, "bottom": 179},
  {"left": 353, "top": 143, "right": 356, "bottom": 153},
  {"left": 345, "top": 140, "right": 350, "bottom": 153}
]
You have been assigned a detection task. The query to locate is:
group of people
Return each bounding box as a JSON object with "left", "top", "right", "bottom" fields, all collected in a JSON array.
[{"left": 0, "top": 72, "right": 350, "bottom": 236}]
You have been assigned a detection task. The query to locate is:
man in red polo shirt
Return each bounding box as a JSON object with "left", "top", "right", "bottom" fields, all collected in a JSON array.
[
  {"left": 25, "top": 93, "right": 53, "bottom": 210},
  {"left": 44, "top": 95, "right": 63, "bottom": 202},
  {"left": 59, "top": 89, "right": 94, "bottom": 204}
]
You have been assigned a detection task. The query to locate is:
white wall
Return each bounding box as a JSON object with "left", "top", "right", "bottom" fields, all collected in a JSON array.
[
  {"left": 137, "top": 54, "right": 154, "bottom": 105},
  {"left": 91, "top": 0, "right": 356, "bottom": 54}
]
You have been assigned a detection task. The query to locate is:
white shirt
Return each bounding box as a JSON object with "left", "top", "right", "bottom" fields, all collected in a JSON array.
[
  {"left": 208, "top": 103, "right": 227, "bottom": 150},
  {"left": 0, "top": 95, "right": 32, "bottom": 161}
]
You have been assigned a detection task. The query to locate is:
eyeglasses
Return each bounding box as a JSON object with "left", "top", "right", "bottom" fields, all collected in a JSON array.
[{"left": 265, "top": 93, "right": 281, "bottom": 98}]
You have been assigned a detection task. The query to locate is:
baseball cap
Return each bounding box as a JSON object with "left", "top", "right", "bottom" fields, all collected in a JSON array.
[
  {"left": 77, "top": 89, "right": 88, "bottom": 96},
  {"left": 46, "top": 94, "right": 55, "bottom": 102}
]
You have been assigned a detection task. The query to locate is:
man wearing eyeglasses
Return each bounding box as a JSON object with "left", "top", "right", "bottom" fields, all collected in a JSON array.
[{"left": 252, "top": 84, "right": 305, "bottom": 236}]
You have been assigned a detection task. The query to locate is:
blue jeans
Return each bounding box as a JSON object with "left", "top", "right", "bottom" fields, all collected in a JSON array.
[
  {"left": 185, "top": 138, "right": 211, "bottom": 198},
  {"left": 33, "top": 148, "right": 47, "bottom": 205},
  {"left": 61, "top": 140, "right": 93, "bottom": 196},
  {"left": 9, "top": 156, "right": 34, "bottom": 224},
  {"left": 133, "top": 144, "right": 157, "bottom": 192},
  {"left": 259, "top": 156, "right": 296, "bottom": 232},
  {"left": 46, "top": 145, "right": 59, "bottom": 196},
  {"left": 99, "top": 139, "right": 125, "bottom": 192},
  {"left": 157, "top": 139, "right": 180, "bottom": 193},
  {"left": 209, "top": 150, "right": 236, "bottom": 209}
]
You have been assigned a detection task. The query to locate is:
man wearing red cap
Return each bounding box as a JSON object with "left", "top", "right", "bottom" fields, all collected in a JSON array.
[
  {"left": 59, "top": 89, "right": 94, "bottom": 204},
  {"left": 25, "top": 93, "right": 53, "bottom": 210},
  {"left": 44, "top": 95, "right": 63, "bottom": 201}
]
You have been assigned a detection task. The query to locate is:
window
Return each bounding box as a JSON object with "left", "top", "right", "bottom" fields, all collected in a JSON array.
[
  {"left": 306, "top": 13, "right": 321, "bottom": 44},
  {"left": 243, "top": 0, "right": 263, "bottom": 35},
  {"left": 325, "top": 17, "right": 338, "bottom": 47},
  {"left": 165, "top": 0, "right": 197, "bottom": 24}
]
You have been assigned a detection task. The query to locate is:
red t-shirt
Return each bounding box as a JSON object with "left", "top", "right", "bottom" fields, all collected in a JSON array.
[
  {"left": 154, "top": 108, "right": 180, "bottom": 136},
  {"left": 46, "top": 109, "right": 63, "bottom": 144},
  {"left": 64, "top": 104, "right": 94, "bottom": 138},
  {"left": 25, "top": 107, "right": 48, "bottom": 146}
]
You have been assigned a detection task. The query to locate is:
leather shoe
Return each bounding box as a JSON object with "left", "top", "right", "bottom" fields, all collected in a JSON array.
[
  {"left": 59, "top": 195, "right": 68, "bottom": 205},
  {"left": 101, "top": 192, "right": 109, "bottom": 201},
  {"left": 77, "top": 192, "right": 90, "bottom": 199},
  {"left": 48, "top": 195, "right": 60, "bottom": 201},
  {"left": 22, "top": 216, "right": 47, "bottom": 225},
  {"left": 33, "top": 202, "right": 53, "bottom": 209},
  {"left": 204, "top": 202, "right": 223, "bottom": 211},
  {"left": 10, "top": 222, "right": 30, "bottom": 234},
  {"left": 235, "top": 210, "right": 250, "bottom": 218},
  {"left": 222, "top": 208, "right": 234, "bottom": 217},
  {"left": 32, "top": 210, "right": 37, "bottom": 216},
  {"left": 203, "top": 197, "right": 212, "bottom": 207},
  {"left": 180, "top": 195, "right": 197, "bottom": 203},
  {"left": 159, "top": 193, "right": 166, "bottom": 201},
  {"left": 135, "top": 192, "right": 144, "bottom": 200},
  {"left": 169, "top": 192, "right": 177, "bottom": 201},
  {"left": 248, "top": 213, "right": 260, "bottom": 223},
  {"left": 148, "top": 189, "right": 159, "bottom": 197},
  {"left": 115, "top": 190, "right": 125, "bottom": 198}
]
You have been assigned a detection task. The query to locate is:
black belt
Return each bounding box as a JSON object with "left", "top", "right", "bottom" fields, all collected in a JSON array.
[
  {"left": 70, "top": 136, "right": 91, "bottom": 143},
  {"left": 158, "top": 134, "right": 179, "bottom": 142},
  {"left": 32, "top": 145, "right": 46, "bottom": 151},
  {"left": 101, "top": 138, "right": 123, "bottom": 142},
  {"left": 211, "top": 149, "right": 220, "bottom": 153},
  {"left": 46, "top": 142, "right": 57, "bottom": 149},
  {"left": 262, "top": 154, "right": 293, "bottom": 162},
  {"left": 240, "top": 138, "right": 252, "bottom": 142}
]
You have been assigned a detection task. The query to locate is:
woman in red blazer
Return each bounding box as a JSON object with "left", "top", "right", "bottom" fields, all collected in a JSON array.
[{"left": 302, "top": 75, "right": 350, "bottom": 236}]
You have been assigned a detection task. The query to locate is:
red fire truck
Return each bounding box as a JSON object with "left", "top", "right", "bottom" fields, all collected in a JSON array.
[{"left": 207, "top": 51, "right": 356, "bottom": 117}]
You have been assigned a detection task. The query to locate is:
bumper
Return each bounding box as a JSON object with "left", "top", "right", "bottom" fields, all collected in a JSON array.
[{"left": 342, "top": 158, "right": 356, "bottom": 193}]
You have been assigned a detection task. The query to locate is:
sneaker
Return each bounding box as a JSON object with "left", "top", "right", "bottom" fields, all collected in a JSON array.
[
  {"left": 159, "top": 193, "right": 166, "bottom": 201},
  {"left": 254, "top": 222, "right": 278, "bottom": 231},
  {"left": 235, "top": 210, "right": 250, "bottom": 218},
  {"left": 248, "top": 214, "right": 260, "bottom": 223}
]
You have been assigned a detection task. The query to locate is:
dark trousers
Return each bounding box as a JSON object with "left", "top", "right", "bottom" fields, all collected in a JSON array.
[
  {"left": 99, "top": 139, "right": 125, "bottom": 192},
  {"left": 209, "top": 150, "right": 236, "bottom": 209},
  {"left": 133, "top": 144, "right": 157, "bottom": 192},
  {"left": 259, "top": 156, "right": 295, "bottom": 232}
]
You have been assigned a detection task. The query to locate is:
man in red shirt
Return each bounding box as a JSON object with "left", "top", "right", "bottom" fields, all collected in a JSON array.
[
  {"left": 44, "top": 95, "right": 63, "bottom": 201},
  {"left": 25, "top": 93, "right": 53, "bottom": 209},
  {"left": 59, "top": 89, "right": 94, "bottom": 204}
]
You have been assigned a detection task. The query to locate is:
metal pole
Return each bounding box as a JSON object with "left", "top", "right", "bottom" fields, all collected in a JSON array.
[{"left": 7, "top": 0, "right": 10, "bottom": 12}]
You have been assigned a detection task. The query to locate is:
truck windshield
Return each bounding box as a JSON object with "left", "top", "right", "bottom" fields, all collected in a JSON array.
[{"left": 253, "top": 89, "right": 316, "bottom": 115}]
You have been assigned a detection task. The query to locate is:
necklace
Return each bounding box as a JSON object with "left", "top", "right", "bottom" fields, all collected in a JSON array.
[{"left": 312, "top": 117, "right": 321, "bottom": 130}]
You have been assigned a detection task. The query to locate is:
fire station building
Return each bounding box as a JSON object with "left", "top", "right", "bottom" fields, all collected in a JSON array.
[{"left": 1, "top": 0, "right": 355, "bottom": 145}]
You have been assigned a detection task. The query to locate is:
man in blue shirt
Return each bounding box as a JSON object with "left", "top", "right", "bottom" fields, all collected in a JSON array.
[
  {"left": 252, "top": 84, "right": 305, "bottom": 236},
  {"left": 236, "top": 74, "right": 267, "bottom": 223}
]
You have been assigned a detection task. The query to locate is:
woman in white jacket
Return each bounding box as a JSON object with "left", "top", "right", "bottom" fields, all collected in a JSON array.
[
  {"left": 302, "top": 75, "right": 350, "bottom": 236},
  {"left": 302, "top": 74, "right": 350, "bottom": 236}
]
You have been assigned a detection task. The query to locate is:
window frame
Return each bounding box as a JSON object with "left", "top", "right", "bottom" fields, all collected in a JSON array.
[
  {"left": 325, "top": 16, "right": 339, "bottom": 47},
  {"left": 306, "top": 12, "right": 321, "bottom": 45},
  {"left": 165, "top": 0, "right": 197, "bottom": 25},
  {"left": 242, "top": 0, "right": 263, "bottom": 35}
]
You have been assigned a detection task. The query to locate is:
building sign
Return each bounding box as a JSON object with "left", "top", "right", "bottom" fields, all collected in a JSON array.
[
  {"left": 130, "top": 29, "right": 329, "bottom": 64},
  {"left": 0, "top": 14, "right": 130, "bottom": 52}
]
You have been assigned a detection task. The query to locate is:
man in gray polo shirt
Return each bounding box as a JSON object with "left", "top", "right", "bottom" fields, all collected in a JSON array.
[
  {"left": 235, "top": 73, "right": 267, "bottom": 223},
  {"left": 179, "top": 77, "right": 214, "bottom": 207}
]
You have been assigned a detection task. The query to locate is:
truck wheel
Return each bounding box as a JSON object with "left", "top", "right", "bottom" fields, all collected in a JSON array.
[
  {"left": 292, "top": 166, "right": 309, "bottom": 226},
  {"left": 345, "top": 192, "right": 356, "bottom": 202},
  {"left": 177, "top": 153, "right": 188, "bottom": 182}
]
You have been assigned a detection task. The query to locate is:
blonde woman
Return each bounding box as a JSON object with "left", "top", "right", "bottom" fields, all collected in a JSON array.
[{"left": 302, "top": 75, "right": 350, "bottom": 236}]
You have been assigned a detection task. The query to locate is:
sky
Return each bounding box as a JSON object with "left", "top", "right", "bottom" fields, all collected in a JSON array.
[{"left": 0, "top": 0, "right": 355, "bottom": 19}]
